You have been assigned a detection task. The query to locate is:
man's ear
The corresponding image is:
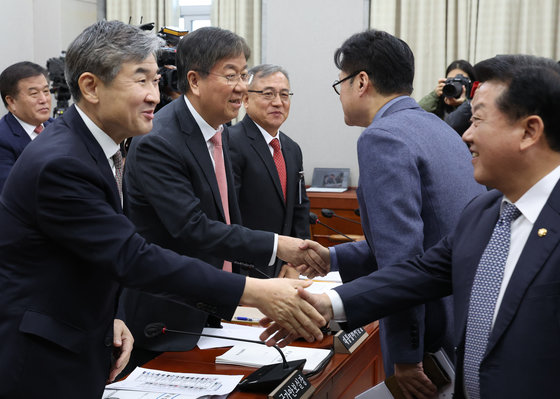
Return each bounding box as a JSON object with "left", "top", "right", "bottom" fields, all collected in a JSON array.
[
  {"left": 242, "top": 93, "right": 249, "bottom": 108},
  {"left": 356, "top": 71, "right": 370, "bottom": 95},
  {"left": 187, "top": 70, "right": 200, "bottom": 96},
  {"left": 520, "top": 115, "right": 545, "bottom": 151},
  {"left": 78, "top": 72, "right": 101, "bottom": 104},
  {"left": 4, "top": 94, "right": 16, "bottom": 111}
]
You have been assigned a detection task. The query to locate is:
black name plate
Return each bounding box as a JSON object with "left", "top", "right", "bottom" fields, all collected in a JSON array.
[
  {"left": 268, "top": 370, "right": 315, "bottom": 399},
  {"left": 334, "top": 327, "right": 369, "bottom": 354}
]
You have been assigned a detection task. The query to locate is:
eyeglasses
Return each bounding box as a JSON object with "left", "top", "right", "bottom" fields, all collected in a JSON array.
[
  {"left": 332, "top": 71, "right": 362, "bottom": 95},
  {"left": 198, "top": 71, "right": 251, "bottom": 86},
  {"left": 248, "top": 89, "right": 293, "bottom": 102}
]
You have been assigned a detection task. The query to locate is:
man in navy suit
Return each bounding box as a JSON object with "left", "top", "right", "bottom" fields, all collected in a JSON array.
[
  {"left": 298, "top": 29, "right": 485, "bottom": 397},
  {"left": 0, "top": 61, "right": 53, "bottom": 192},
  {"left": 229, "top": 64, "right": 310, "bottom": 278},
  {"left": 0, "top": 21, "right": 326, "bottom": 398},
  {"left": 121, "top": 27, "right": 325, "bottom": 355},
  {"left": 270, "top": 55, "right": 560, "bottom": 398}
]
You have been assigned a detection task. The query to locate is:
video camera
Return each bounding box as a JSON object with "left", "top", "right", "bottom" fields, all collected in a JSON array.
[
  {"left": 442, "top": 74, "right": 471, "bottom": 99},
  {"left": 46, "top": 52, "right": 71, "bottom": 117}
]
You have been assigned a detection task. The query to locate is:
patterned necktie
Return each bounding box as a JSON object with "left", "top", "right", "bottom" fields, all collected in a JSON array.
[
  {"left": 210, "top": 128, "right": 232, "bottom": 272},
  {"left": 34, "top": 125, "right": 44, "bottom": 134},
  {"left": 463, "top": 202, "right": 521, "bottom": 399},
  {"left": 270, "top": 138, "right": 287, "bottom": 202},
  {"left": 112, "top": 150, "right": 124, "bottom": 204}
]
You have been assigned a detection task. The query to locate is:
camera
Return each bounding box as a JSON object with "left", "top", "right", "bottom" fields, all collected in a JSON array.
[{"left": 442, "top": 74, "right": 471, "bottom": 99}]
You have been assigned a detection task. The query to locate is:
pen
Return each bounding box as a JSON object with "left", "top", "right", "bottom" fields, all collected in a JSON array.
[{"left": 233, "top": 316, "right": 257, "bottom": 322}]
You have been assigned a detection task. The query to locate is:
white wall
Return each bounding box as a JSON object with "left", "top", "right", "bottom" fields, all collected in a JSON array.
[
  {"left": 262, "top": 0, "right": 369, "bottom": 186},
  {"left": 0, "top": 0, "right": 98, "bottom": 115}
]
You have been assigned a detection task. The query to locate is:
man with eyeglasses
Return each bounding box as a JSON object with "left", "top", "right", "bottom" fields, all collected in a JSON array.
[
  {"left": 299, "top": 29, "right": 485, "bottom": 398},
  {"left": 228, "top": 64, "right": 310, "bottom": 279},
  {"left": 120, "top": 27, "right": 325, "bottom": 364}
]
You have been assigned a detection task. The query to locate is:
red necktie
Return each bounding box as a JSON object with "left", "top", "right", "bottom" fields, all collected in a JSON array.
[
  {"left": 270, "top": 138, "right": 287, "bottom": 202},
  {"left": 34, "top": 125, "right": 44, "bottom": 134},
  {"left": 210, "top": 129, "right": 232, "bottom": 272}
]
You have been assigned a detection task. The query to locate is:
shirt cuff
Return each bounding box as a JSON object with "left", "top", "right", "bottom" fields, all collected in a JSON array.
[
  {"left": 269, "top": 233, "right": 278, "bottom": 266},
  {"left": 329, "top": 246, "right": 339, "bottom": 271},
  {"left": 325, "top": 289, "right": 347, "bottom": 322}
]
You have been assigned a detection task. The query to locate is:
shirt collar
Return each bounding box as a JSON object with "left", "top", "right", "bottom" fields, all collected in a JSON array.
[
  {"left": 184, "top": 95, "right": 223, "bottom": 141},
  {"left": 372, "top": 95, "right": 408, "bottom": 123},
  {"left": 507, "top": 164, "right": 560, "bottom": 224},
  {"left": 253, "top": 120, "right": 280, "bottom": 147},
  {"left": 75, "top": 105, "right": 120, "bottom": 160}
]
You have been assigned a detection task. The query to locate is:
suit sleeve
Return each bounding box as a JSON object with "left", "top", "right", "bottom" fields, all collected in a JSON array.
[
  {"left": 0, "top": 136, "right": 17, "bottom": 193},
  {"left": 128, "top": 132, "right": 275, "bottom": 266},
  {"left": 335, "top": 235, "right": 453, "bottom": 330},
  {"left": 354, "top": 127, "right": 428, "bottom": 364},
  {"left": 34, "top": 156, "right": 245, "bottom": 319}
]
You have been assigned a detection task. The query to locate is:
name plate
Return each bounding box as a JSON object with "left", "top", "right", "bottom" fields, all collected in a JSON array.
[
  {"left": 334, "top": 327, "right": 369, "bottom": 354},
  {"left": 268, "top": 370, "right": 315, "bottom": 399}
]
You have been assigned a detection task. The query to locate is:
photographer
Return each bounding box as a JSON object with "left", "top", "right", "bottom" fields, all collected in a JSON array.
[{"left": 418, "top": 59, "right": 476, "bottom": 136}]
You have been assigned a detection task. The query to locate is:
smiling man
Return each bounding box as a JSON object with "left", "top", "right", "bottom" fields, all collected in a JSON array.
[
  {"left": 121, "top": 28, "right": 324, "bottom": 359},
  {"left": 0, "top": 21, "right": 325, "bottom": 398},
  {"left": 0, "top": 61, "right": 53, "bottom": 192},
  {"left": 267, "top": 54, "right": 560, "bottom": 399},
  {"left": 228, "top": 64, "right": 310, "bottom": 278}
]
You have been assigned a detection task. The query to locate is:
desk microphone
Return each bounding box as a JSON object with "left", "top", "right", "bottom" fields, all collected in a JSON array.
[
  {"left": 321, "top": 208, "right": 361, "bottom": 225},
  {"left": 144, "top": 322, "right": 306, "bottom": 392},
  {"left": 309, "top": 212, "right": 356, "bottom": 242}
]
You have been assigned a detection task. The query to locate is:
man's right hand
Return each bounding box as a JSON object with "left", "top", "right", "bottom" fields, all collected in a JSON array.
[
  {"left": 295, "top": 239, "right": 331, "bottom": 278},
  {"left": 259, "top": 287, "right": 334, "bottom": 347},
  {"left": 394, "top": 362, "right": 437, "bottom": 399},
  {"left": 240, "top": 277, "right": 326, "bottom": 346}
]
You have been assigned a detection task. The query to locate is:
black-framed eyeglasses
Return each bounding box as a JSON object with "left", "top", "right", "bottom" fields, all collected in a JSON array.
[
  {"left": 196, "top": 70, "right": 251, "bottom": 86},
  {"left": 332, "top": 71, "right": 362, "bottom": 95},
  {"left": 248, "top": 89, "right": 293, "bottom": 102}
]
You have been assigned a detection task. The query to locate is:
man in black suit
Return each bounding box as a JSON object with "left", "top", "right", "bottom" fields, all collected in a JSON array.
[
  {"left": 0, "top": 21, "right": 325, "bottom": 398},
  {"left": 122, "top": 27, "right": 325, "bottom": 355},
  {"left": 229, "top": 64, "right": 310, "bottom": 278},
  {"left": 0, "top": 61, "right": 53, "bottom": 192}
]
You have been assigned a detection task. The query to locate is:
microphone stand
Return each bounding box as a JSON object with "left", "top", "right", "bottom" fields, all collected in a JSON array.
[
  {"left": 321, "top": 208, "right": 361, "bottom": 225},
  {"left": 310, "top": 212, "right": 355, "bottom": 242},
  {"left": 144, "top": 322, "right": 306, "bottom": 392}
]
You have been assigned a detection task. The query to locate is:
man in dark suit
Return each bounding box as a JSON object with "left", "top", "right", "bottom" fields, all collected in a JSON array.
[
  {"left": 299, "top": 29, "right": 485, "bottom": 397},
  {"left": 274, "top": 55, "right": 560, "bottom": 398},
  {"left": 229, "top": 64, "right": 310, "bottom": 278},
  {"left": 121, "top": 27, "right": 325, "bottom": 355},
  {"left": 0, "top": 61, "right": 53, "bottom": 192},
  {"left": 0, "top": 21, "right": 325, "bottom": 398}
]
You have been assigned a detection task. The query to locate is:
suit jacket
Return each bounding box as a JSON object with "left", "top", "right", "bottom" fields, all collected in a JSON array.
[
  {"left": 228, "top": 115, "right": 310, "bottom": 277},
  {"left": 333, "top": 97, "right": 486, "bottom": 374},
  {"left": 121, "top": 97, "right": 275, "bottom": 351},
  {"left": 0, "top": 105, "right": 245, "bottom": 398},
  {"left": 0, "top": 112, "right": 53, "bottom": 192},
  {"left": 335, "top": 187, "right": 560, "bottom": 398}
]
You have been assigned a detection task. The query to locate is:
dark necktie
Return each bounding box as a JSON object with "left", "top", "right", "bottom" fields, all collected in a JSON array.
[
  {"left": 463, "top": 202, "right": 521, "bottom": 399},
  {"left": 270, "top": 138, "right": 287, "bottom": 202},
  {"left": 210, "top": 129, "right": 232, "bottom": 272},
  {"left": 112, "top": 150, "right": 124, "bottom": 204}
]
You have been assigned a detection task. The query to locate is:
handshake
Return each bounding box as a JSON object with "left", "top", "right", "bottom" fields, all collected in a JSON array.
[{"left": 240, "top": 237, "right": 337, "bottom": 348}]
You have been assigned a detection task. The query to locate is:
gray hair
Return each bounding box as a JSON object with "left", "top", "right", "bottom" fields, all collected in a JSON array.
[
  {"left": 65, "top": 20, "right": 163, "bottom": 102},
  {"left": 248, "top": 64, "right": 290, "bottom": 88},
  {"left": 176, "top": 26, "right": 250, "bottom": 94}
]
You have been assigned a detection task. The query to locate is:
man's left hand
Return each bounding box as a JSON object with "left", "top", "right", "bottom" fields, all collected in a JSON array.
[{"left": 107, "top": 319, "right": 134, "bottom": 384}]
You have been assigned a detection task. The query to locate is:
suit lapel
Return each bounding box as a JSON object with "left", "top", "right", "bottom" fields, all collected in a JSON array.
[
  {"left": 243, "top": 116, "right": 286, "bottom": 206},
  {"left": 63, "top": 106, "right": 122, "bottom": 211},
  {"left": 176, "top": 100, "right": 226, "bottom": 221},
  {"left": 6, "top": 112, "right": 32, "bottom": 147},
  {"left": 486, "top": 183, "right": 560, "bottom": 355}
]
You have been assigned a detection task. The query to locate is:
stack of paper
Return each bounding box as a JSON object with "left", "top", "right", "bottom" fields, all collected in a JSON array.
[{"left": 215, "top": 343, "right": 332, "bottom": 373}]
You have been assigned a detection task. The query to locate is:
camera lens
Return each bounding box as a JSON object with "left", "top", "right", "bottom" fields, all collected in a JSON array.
[{"left": 442, "top": 82, "right": 463, "bottom": 98}]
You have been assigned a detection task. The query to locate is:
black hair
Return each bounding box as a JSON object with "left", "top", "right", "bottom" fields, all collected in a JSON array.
[{"left": 0, "top": 61, "right": 48, "bottom": 107}]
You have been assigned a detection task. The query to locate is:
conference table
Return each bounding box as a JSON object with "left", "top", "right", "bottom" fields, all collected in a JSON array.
[{"left": 142, "top": 321, "right": 384, "bottom": 398}]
